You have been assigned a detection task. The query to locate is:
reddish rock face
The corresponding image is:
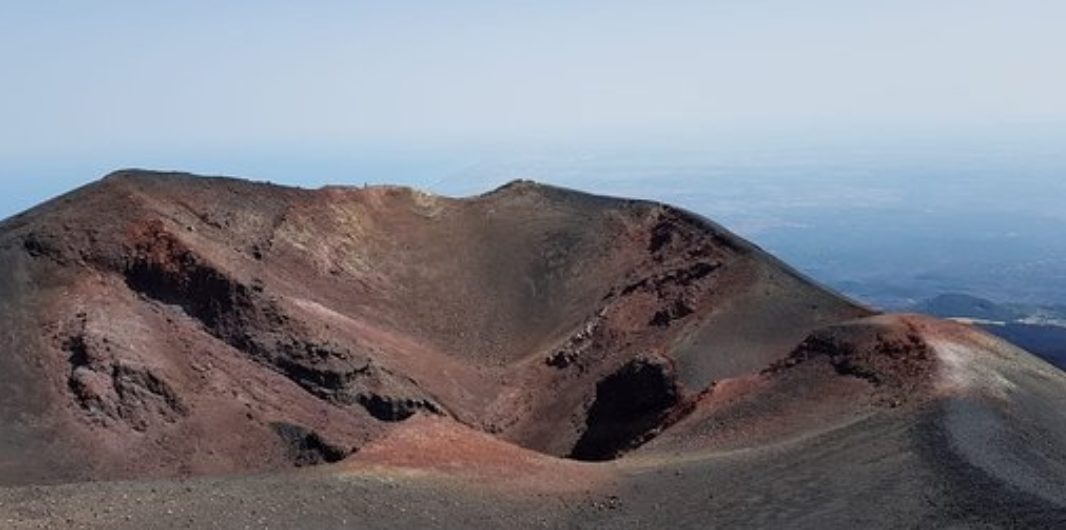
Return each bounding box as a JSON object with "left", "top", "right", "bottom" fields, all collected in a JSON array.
[
  {"left": 0, "top": 171, "right": 870, "bottom": 482},
  {"left": 2, "top": 171, "right": 1066, "bottom": 529}
]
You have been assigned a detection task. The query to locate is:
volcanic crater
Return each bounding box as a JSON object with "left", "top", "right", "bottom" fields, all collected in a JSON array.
[{"left": 1, "top": 171, "right": 1064, "bottom": 528}]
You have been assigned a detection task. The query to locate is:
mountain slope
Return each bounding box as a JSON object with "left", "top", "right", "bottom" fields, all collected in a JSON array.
[
  {"left": 0, "top": 171, "right": 868, "bottom": 482},
  {"left": 0, "top": 171, "right": 1064, "bottom": 528}
]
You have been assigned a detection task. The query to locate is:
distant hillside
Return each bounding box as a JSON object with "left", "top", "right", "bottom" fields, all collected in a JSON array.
[
  {"left": 914, "top": 293, "right": 1022, "bottom": 322},
  {"left": 988, "top": 324, "right": 1066, "bottom": 369},
  {"left": 911, "top": 293, "right": 1066, "bottom": 370}
]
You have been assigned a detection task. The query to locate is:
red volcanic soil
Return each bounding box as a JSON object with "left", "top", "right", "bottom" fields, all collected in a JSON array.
[
  {"left": 342, "top": 415, "right": 611, "bottom": 493},
  {"left": 0, "top": 171, "right": 1064, "bottom": 528},
  {"left": 639, "top": 314, "right": 945, "bottom": 454}
]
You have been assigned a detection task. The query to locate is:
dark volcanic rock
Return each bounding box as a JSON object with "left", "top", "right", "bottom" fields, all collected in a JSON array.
[
  {"left": 270, "top": 422, "right": 350, "bottom": 466},
  {"left": 570, "top": 355, "right": 683, "bottom": 461}
]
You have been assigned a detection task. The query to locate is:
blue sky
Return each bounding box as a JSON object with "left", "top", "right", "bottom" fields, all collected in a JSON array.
[{"left": 2, "top": 1, "right": 1065, "bottom": 217}]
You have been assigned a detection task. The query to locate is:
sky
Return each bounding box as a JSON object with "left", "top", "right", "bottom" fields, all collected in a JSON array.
[{"left": 2, "top": 0, "right": 1065, "bottom": 217}]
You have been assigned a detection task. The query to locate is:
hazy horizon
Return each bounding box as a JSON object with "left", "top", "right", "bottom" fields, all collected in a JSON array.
[
  {"left": 4, "top": 1, "right": 1066, "bottom": 189},
  {"left": 3, "top": 1, "right": 1065, "bottom": 308}
]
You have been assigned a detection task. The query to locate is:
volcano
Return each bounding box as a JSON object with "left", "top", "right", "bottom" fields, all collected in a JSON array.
[{"left": 0, "top": 171, "right": 1064, "bottom": 528}]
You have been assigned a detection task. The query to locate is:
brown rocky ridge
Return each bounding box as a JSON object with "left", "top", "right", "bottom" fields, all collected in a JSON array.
[{"left": 0, "top": 170, "right": 1064, "bottom": 528}]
